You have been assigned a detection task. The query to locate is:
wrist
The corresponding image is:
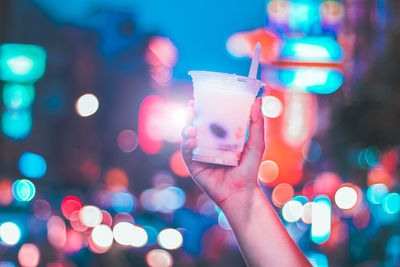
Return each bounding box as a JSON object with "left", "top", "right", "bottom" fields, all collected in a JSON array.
[{"left": 219, "top": 186, "right": 267, "bottom": 216}]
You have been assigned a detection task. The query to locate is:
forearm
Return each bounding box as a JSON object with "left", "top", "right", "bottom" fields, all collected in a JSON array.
[{"left": 221, "top": 187, "right": 311, "bottom": 267}]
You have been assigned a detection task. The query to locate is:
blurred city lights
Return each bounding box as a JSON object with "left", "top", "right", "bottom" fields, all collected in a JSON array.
[
  {"left": 261, "top": 95, "right": 283, "bottom": 118},
  {"left": 2, "top": 83, "right": 35, "bottom": 109},
  {"left": 161, "top": 186, "right": 186, "bottom": 210},
  {"left": 306, "top": 252, "right": 329, "bottom": 267},
  {"left": 61, "top": 196, "right": 82, "bottom": 220},
  {"left": 75, "top": 94, "right": 99, "bottom": 117},
  {"left": 100, "top": 210, "right": 113, "bottom": 227},
  {"left": 258, "top": 160, "right": 279, "bottom": 184},
  {"left": 12, "top": 179, "right": 36, "bottom": 202},
  {"left": 64, "top": 229, "right": 83, "bottom": 254},
  {"left": 0, "top": 178, "right": 13, "bottom": 206},
  {"left": 282, "top": 200, "right": 303, "bottom": 223},
  {"left": 113, "top": 222, "right": 148, "bottom": 247},
  {"left": 117, "top": 130, "right": 138, "bottom": 153},
  {"left": 18, "top": 152, "right": 47, "bottom": 179},
  {"left": 383, "top": 193, "right": 400, "bottom": 214},
  {"left": 157, "top": 228, "right": 183, "bottom": 250},
  {"left": 1, "top": 109, "right": 32, "bottom": 140},
  {"left": 313, "top": 172, "right": 342, "bottom": 199},
  {"left": 111, "top": 192, "right": 136, "bottom": 213},
  {"left": 105, "top": 168, "right": 129, "bottom": 192},
  {"left": 79, "top": 205, "right": 102, "bottom": 227},
  {"left": 0, "top": 222, "right": 21, "bottom": 246},
  {"left": 303, "top": 140, "right": 321, "bottom": 163},
  {"left": 33, "top": 199, "right": 51, "bottom": 220},
  {"left": 367, "top": 184, "right": 389, "bottom": 204},
  {"left": 169, "top": 151, "right": 190, "bottom": 177},
  {"left": 160, "top": 103, "right": 187, "bottom": 143},
  {"left": 0, "top": 261, "right": 16, "bottom": 267},
  {"left": 18, "top": 243, "right": 40, "bottom": 267},
  {"left": 146, "top": 249, "right": 173, "bottom": 267},
  {"left": 334, "top": 186, "right": 358, "bottom": 210},
  {"left": 272, "top": 183, "right": 294, "bottom": 207},
  {"left": 311, "top": 196, "right": 331, "bottom": 244},
  {"left": 91, "top": 225, "right": 113, "bottom": 248},
  {"left": 47, "top": 216, "right": 66, "bottom": 249},
  {"left": 0, "top": 44, "right": 46, "bottom": 83},
  {"left": 301, "top": 202, "right": 313, "bottom": 224}
]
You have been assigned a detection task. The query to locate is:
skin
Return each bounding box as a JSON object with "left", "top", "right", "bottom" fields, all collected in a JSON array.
[{"left": 181, "top": 97, "right": 311, "bottom": 267}]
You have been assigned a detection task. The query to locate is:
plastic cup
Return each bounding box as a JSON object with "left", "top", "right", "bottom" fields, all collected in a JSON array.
[{"left": 188, "top": 71, "right": 264, "bottom": 166}]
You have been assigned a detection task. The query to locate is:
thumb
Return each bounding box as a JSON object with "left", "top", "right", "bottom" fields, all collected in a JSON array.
[{"left": 240, "top": 97, "right": 265, "bottom": 166}]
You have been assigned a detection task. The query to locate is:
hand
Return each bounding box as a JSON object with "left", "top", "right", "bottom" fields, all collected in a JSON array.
[{"left": 181, "top": 97, "right": 265, "bottom": 207}]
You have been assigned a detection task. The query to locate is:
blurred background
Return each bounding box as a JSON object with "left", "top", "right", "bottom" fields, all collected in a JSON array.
[{"left": 1, "top": 0, "right": 400, "bottom": 266}]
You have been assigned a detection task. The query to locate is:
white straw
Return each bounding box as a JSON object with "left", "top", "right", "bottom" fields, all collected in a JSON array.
[{"left": 248, "top": 42, "right": 261, "bottom": 79}]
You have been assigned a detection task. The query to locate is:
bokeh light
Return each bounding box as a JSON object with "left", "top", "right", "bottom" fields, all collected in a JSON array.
[
  {"left": 160, "top": 186, "right": 186, "bottom": 211},
  {"left": 79, "top": 205, "right": 102, "bottom": 227},
  {"left": 383, "top": 193, "right": 400, "bottom": 214},
  {"left": 160, "top": 103, "right": 187, "bottom": 143},
  {"left": 1, "top": 109, "right": 32, "bottom": 140},
  {"left": 311, "top": 196, "right": 331, "bottom": 244},
  {"left": 12, "top": 179, "right": 36, "bottom": 202},
  {"left": 33, "top": 199, "right": 51, "bottom": 220},
  {"left": 272, "top": 183, "right": 294, "bottom": 207},
  {"left": 18, "top": 152, "right": 47, "bottom": 179},
  {"left": 61, "top": 196, "right": 82, "bottom": 220},
  {"left": 64, "top": 229, "right": 83, "bottom": 254},
  {"left": 105, "top": 168, "right": 129, "bottom": 192},
  {"left": 367, "top": 184, "right": 389, "bottom": 204},
  {"left": 0, "top": 222, "right": 21, "bottom": 246},
  {"left": 111, "top": 192, "right": 136, "bottom": 213},
  {"left": 258, "top": 160, "right": 279, "bottom": 184},
  {"left": 47, "top": 216, "right": 66, "bottom": 249},
  {"left": 144, "top": 226, "right": 158, "bottom": 246},
  {"left": 169, "top": 151, "right": 190, "bottom": 177},
  {"left": 218, "top": 212, "right": 231, "bottom": 230},
  {"left": 2, "top": 83, "right": 35, "bottom": 109},
  {"left": 117, "top": 130, "right": 138, "bottom": 153},
  {"left": 113, "top": 222, "right": 148, "bottom": 247},
  {"left": 146, "top": 249, "right": 173, "bottom": 267},
  {"left": 0, "top": 178, "right": 13, "bottom": 206},
  {"left": 0, "top": 261, "right": 16, "bottom": 267},
  {"left": 262, "top": 95, "right": 283, "bottom": 118},
  {"left": 91, "top": 225, "right": 113, "bottom": 248},
  {"left": 302, "top": 140, "right": 321, "bottom": 163},
  {"left": 75, "top": 94, "right": 99, "bottom": 117},
  {"left": 282, "top": 200, "right": 303, "bottom": 223},
  {"left": 18, "top": 243, "right": 40, "bottom": 267},
  {"left": 301, "top": 202, "right": 313, "bottom": 224},
  {"left": 334, "top": 186, "right": 358, "bottom": 210},
  {"left": 158, "top": 228, "right": 183, "bottom": 250}
]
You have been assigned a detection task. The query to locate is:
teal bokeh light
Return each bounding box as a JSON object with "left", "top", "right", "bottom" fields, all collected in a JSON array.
[
  {"left": 0, "top": 43, "right": 46, "bottom": 83},
  {"left": 367, "top": 184, "right": 388, "bottom": 205},
  {"left": 281, "top": 37, "right": 343, "bottom": 63},
  {"left": 12, "top": 179, "right": 36, "bottom": 202},
  {"left": 265, "top": 67, "right": 343, "bottom": 94},
  {"left": 1, "top": 110, "right": 32, "bottom": 140},
  {"left": 311, "top": 196, "right": 331, "bottom": 244},
  {"left": 2, "top": 83, "right": 35, "bottom": 109},
  {"left": 18, "top": 152, "right": 47, "bottom": 179},
  {"left": 383, "top": 193, "right": 400, "bottom": 214}
]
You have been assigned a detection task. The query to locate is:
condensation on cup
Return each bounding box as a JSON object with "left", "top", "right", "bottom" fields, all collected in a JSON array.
[{"left": 189, "top": 71, "right": 265, "bottom": 166}]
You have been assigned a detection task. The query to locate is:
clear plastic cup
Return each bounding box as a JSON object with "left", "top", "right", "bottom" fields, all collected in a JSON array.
[{"left": 188, "top": 71, "right": 265, "bottom": 166}]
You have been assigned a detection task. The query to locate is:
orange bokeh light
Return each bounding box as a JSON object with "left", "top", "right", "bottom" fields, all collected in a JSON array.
[{"left": 169, "top": 151, "right": 190, "bottom": 178}]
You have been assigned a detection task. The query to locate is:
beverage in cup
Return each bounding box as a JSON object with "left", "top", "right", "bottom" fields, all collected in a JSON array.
[{"left": 188, "top": 71, "right": 265, "bottom": 166}]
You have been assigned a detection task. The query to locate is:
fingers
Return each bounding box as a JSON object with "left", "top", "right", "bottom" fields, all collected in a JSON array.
[
  {"left": 181, "top": 100, "right": 196, "bottom": 165},
  {"left": 240, "top": 97, "right": 265, "bottom": 166}
]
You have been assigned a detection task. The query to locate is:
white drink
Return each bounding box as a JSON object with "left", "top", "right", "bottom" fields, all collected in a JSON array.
[{"left": 189, "top": 71, "right": 264, "bottom": 166}]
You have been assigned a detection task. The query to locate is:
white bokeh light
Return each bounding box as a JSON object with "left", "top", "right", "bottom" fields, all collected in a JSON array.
[
  {"left": 157, "top": 228, "right": 183, "bottom": 250},
  {"left": 262, "top": 96, "right": 283, "bottom": 118},
  {"left": 79, "top": 205, "right": 102, "bottom": 227},
  {"left": 91, "top": 225, "right": 113, "bottom": 248},
  {"left": 0, "top": 222, "right": 21, "bottom": 245},
  {"left": 113, "top": 222, "right": 148, "bottom": 247},
  {"left": 282, "top": 200, "right": 302, "bottom": 223},
  {"left": 335, "top": 186, "right": 358, "bottom": 210},
  {"left": 75, "top": 94, "right": 99, "bottom": 117}
]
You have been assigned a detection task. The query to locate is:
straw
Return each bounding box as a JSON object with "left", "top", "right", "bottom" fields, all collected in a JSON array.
[{"left": 248, "top": 42, "right": 261, "bottom": 79}]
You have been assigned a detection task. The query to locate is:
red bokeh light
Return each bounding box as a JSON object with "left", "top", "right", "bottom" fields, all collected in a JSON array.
[
  {"left": 61, "top": 196, "right": 82, "bottom": 220},
  {"left": 272, "top": 183, "right": 294, "bottom": 207},
  {"left": 169, "top": 151, "right": 190, "bottom": 177}
]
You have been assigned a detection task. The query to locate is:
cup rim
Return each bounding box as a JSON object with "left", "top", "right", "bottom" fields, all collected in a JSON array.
[{"left": 188, "top": 70, "right": 266, "bottom": 87}]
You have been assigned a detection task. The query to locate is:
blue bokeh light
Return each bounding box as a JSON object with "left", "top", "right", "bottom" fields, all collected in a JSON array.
[
  {"left": 112, "top": 192, "right": 135, "bottom": 213},
  {"left": 18, "top": 152, "right": 47, "bottom": 179}
]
